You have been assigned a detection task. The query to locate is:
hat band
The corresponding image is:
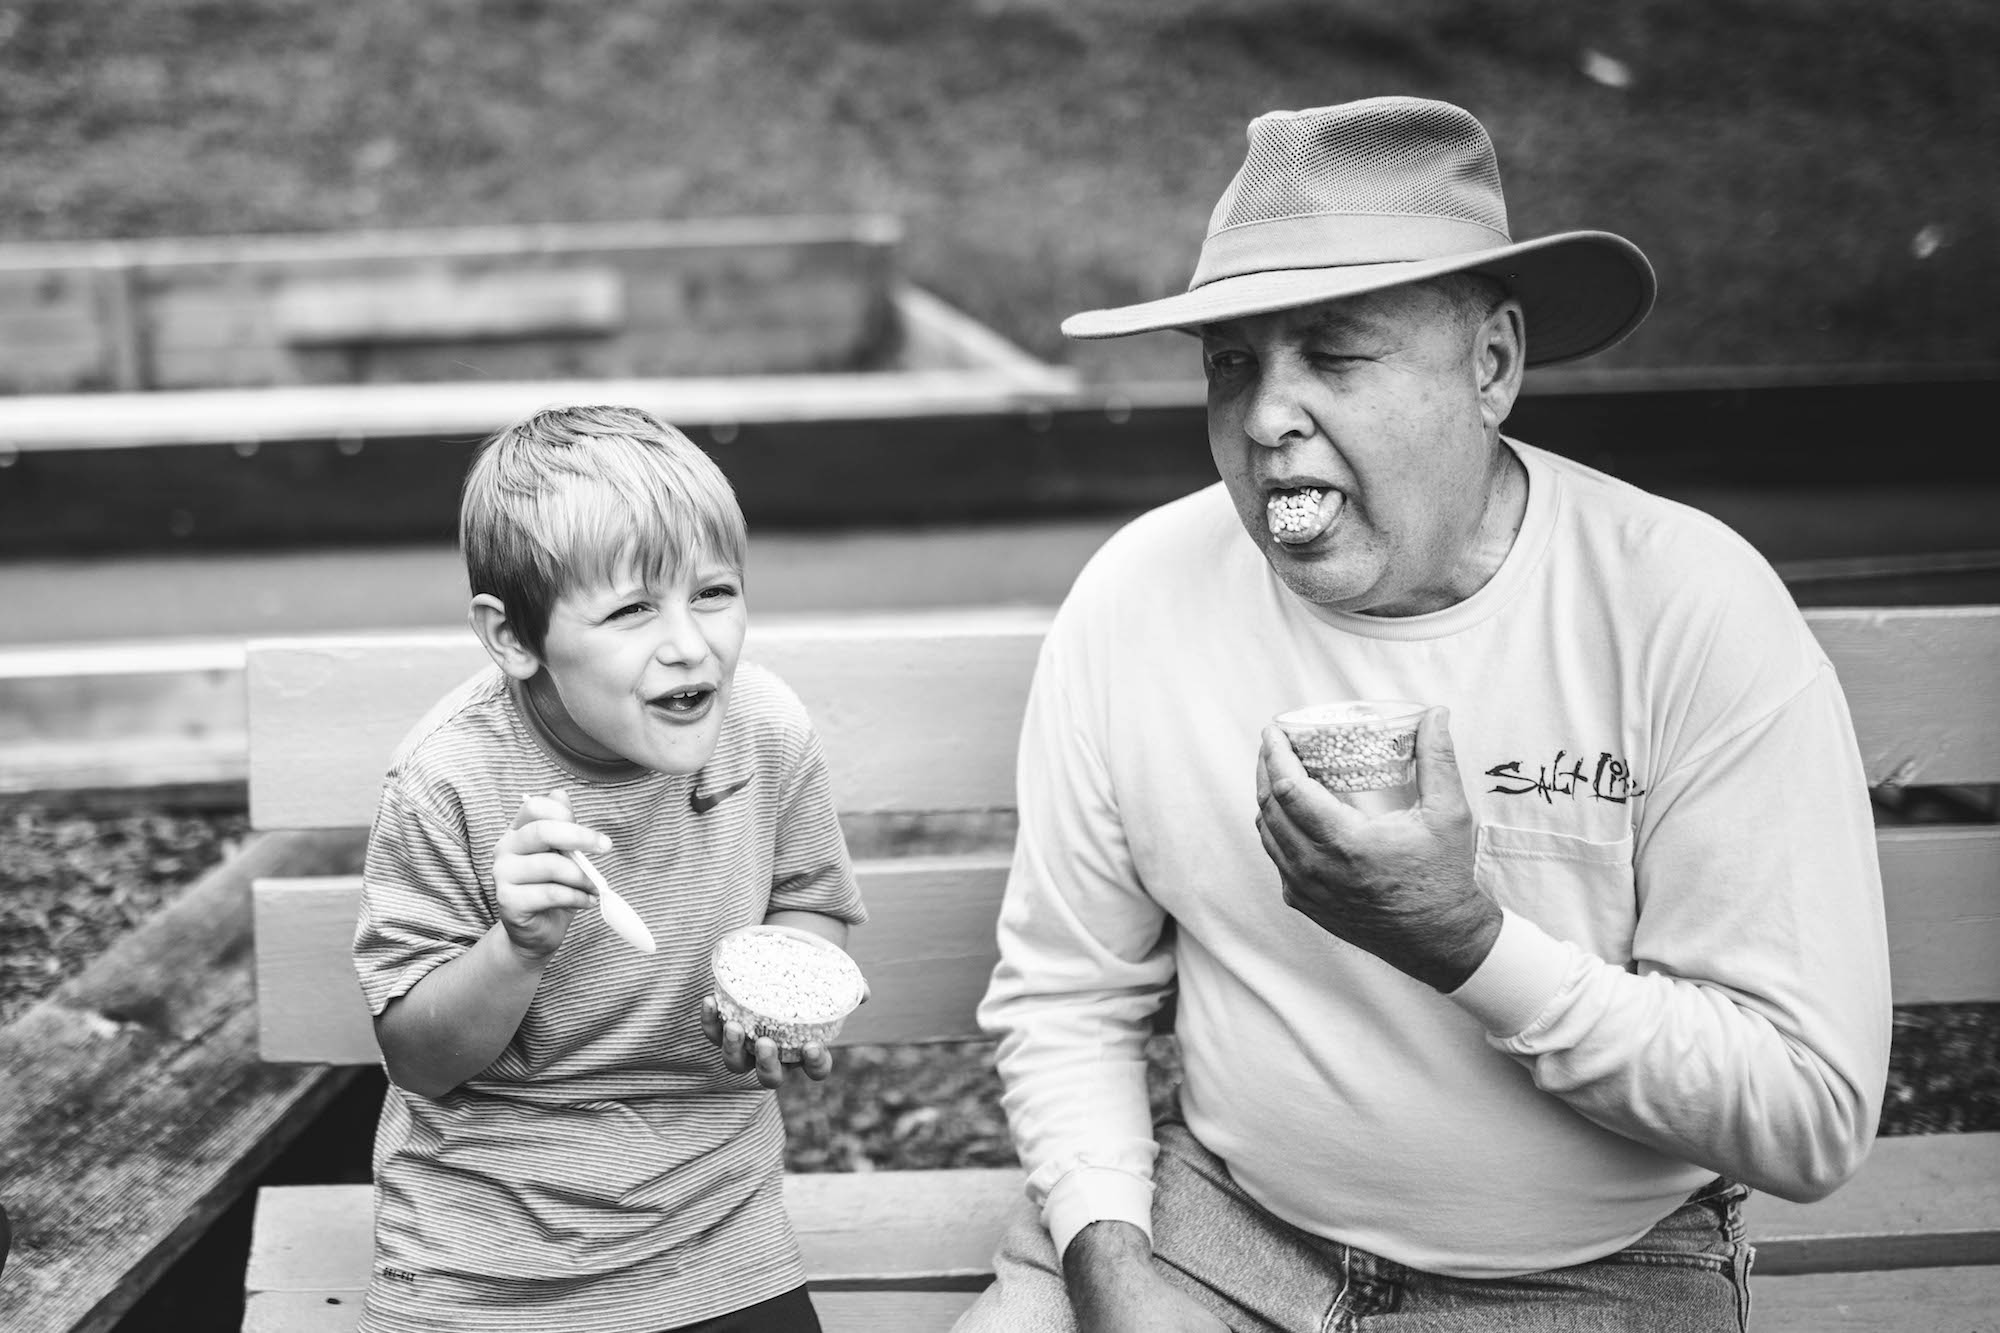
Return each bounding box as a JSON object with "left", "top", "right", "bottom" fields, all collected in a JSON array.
[{"left": 1190, "top": 213, "right": 1513, "bottom": 290}]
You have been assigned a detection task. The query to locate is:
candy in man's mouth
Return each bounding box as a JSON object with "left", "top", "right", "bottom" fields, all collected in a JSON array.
[{"left": 1266, "top": 486, "right": 1344, "bottom": 546}]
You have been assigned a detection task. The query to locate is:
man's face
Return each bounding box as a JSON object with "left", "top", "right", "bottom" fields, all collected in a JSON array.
[
  {"left": 531, "top": 556, "right": 748, "bottom": 775},
  {"left": 1202, "top": 283, "right": 1515, "bottom": 616}
]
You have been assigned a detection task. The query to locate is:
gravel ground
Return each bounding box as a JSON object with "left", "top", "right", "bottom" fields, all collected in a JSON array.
[
  {"left": 4, "top": 799, "right": 1993, "bottom": 1157},
  {"left": 0, "top": 800, "right": 249, "bottom": 1029}
]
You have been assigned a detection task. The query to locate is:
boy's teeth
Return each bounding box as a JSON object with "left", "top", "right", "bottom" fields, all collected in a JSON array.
[{"left": 1266, "top": 487, "right": 1340, "bottom": 545}]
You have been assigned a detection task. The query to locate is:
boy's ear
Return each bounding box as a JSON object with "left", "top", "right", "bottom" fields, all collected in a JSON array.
[{"left": 470, "top": 594, "right": 542, "bottom": 681}]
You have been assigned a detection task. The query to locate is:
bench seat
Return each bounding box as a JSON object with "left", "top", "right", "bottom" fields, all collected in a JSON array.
[
  {"left": 246, "top": 1286, "right": 983, "bottom": 1333},
  {"left": 244, "top": 1170, "right": 1020, "bottom": 1332},
  {"left": 245, "top": 1134, "right": 2000, "bottom": 1332},
  {"left": 1753, "top": 1266, "right": 2000, "bottom": 1332}
]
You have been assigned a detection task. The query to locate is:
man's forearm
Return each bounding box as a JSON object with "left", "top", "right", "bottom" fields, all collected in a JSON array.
[
  {"left": 1063, "top": 1220, "right": 1157, "bottom": 1323},
  {"left": 1063, "top": 1220, "right": 1230, "bottom": 1333},
  {"left": 373, "top": 921, "right": 548, "bottom": 1098},
  {"left": 1464, "top": 919, "right": 1882, "bottom": 1201},
  {"left": 1402, "top": 890, "right": 1504, "bottom": 992}
]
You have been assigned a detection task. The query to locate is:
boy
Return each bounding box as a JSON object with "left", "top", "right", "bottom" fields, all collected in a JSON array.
[{"left": 352, "top": 405, "right": 865, "bottom": 1333}]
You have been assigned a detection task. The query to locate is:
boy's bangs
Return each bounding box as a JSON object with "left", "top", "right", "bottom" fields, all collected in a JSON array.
[
  {"left": 547, "top": 474, "right": 743, "bottom": 597},
  {"left": 461, "top": 406, "right": 749, "bottom": 653}
]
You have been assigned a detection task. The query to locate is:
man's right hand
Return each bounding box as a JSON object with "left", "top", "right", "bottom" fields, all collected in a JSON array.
[
  {"left": 492, "top": 789, "right": 606, "bottom": 960},
  {"left": 1064, "top": 1221, "right": 1231, "bottom": 1333}
]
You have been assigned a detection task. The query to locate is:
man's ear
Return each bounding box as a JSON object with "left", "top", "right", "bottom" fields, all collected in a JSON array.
[
  {"left": 470, "top": 594, "right": 542, "bottom": 681},
  {"left": 1475, "top": 298, "right": 1527, "bottom": 434}
]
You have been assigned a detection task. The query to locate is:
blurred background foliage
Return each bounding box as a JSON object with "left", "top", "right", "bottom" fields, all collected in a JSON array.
[{"left": 1, "top": 0, "right": 1995, "bottom": 381}]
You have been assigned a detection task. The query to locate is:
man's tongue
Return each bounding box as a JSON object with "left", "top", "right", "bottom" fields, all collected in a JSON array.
[{"left": 1266, "top": 487, "right": 1342, "bottom": 546}]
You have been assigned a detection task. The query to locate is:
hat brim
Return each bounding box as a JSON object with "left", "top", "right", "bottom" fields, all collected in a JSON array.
[{"left": 1060, "top": 230, "right": 1655, "bottom": 367}]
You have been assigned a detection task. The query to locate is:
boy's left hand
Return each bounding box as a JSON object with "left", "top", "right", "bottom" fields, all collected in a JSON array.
[{"left": 700, "top": 995, "right": 835, "bottom": 1088}]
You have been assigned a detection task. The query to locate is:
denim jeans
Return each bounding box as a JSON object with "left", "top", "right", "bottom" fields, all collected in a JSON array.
[{"left": 953, "top": 1120, "right": 1754, "bottom": 1332}]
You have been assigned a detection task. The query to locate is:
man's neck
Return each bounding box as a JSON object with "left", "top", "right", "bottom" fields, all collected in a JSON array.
[
  {"left": 1445, "top": 441, "right": 1529, "bottom": 603},
  {"left": 1349, "top": 440, "right": 1527, "bottom": 619}
]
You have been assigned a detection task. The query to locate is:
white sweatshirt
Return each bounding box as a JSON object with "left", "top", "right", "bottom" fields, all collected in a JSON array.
[{"left": 979, "top": 442, "right": 1891, "bottom": 1278}]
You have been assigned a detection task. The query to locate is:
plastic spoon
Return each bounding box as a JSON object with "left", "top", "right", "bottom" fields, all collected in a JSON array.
[{"left": 570, "top": 850, "right": 657, "bottom": 954}]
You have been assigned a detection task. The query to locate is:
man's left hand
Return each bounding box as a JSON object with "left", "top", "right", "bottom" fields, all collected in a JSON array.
[{"left": 1255, "top": 706, "right": 1501, "bottom": 991}]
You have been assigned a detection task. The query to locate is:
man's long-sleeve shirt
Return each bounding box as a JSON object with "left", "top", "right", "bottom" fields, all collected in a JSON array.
[{"left": 979, "top": 444, "right": 1891, "bottom": 1277}]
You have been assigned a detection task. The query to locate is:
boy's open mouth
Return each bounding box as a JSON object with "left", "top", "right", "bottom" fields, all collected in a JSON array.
[
  {"left": 1266, "top": 485, "right": 1344, "bottom": 547},
  {"left": 650, "top": 685, "right": 716, "bottom": 717}
]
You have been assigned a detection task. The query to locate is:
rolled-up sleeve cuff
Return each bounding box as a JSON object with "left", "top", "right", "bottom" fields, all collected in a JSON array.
[
  {"left": 1447, "top": 908, "right": 1572, "bottom": 1038},
  {"left": 1043, "top": 1165, "right": 1156, "bottom": 1263}
]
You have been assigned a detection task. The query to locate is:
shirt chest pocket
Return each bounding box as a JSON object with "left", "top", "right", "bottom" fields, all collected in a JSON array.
[{"left": 1475, "top": 823, "right": 1638, "bottom": 967}]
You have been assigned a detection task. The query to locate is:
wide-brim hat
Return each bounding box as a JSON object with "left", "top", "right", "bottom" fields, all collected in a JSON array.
[{"left": 1062, "top": 97, "right": 1656, "bottom": 366}]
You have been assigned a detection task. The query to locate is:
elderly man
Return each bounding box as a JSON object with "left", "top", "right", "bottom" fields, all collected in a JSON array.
[{"left": 958, "top": 97, "right": 1890, "bottom": 1332}]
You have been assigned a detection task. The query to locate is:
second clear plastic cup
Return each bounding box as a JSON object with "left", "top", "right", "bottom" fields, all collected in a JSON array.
[{"left": 1274, "top": 700, "right": 1428, "bottom": 813}]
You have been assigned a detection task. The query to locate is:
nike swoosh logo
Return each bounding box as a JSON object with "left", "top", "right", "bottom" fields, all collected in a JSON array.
[{"left": 689, "top": 776, "right": 752, "bottom": 815}]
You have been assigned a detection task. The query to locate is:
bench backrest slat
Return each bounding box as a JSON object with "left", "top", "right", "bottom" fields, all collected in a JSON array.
[
  {"left": 254, "top": 856, "right": 1011, "bottom": 1062},
  {"left": 247, "top": 613, "right": 1050, "bottom": 832},
  {"left": 247, "top": 605, "right": 2000, "bottom": 1064},
  {"left": 254, "top": 822, "right": 1997, "bottom": 1062},
  {"left": 1806, "top": 605, "right": 2000, "bottom": 787},
  {"left": 1878, "top": 826, "right": 2000, "bottom": 1006},
  {"left": 248, "top": 608, "right": 2000, "bottom": 835}
]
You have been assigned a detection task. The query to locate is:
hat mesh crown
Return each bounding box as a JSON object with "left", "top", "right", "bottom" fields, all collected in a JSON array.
[{"left": 1215, "top": 100, "right": 1510, "bottom": 238}]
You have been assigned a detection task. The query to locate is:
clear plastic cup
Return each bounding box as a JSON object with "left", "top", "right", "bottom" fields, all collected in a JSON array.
[
  {"left": 1274, "top": 700, "right": 1427, "bottom": 813},
  {"left": 709, "top": 924, "right": 867, "bottom": 1062}
]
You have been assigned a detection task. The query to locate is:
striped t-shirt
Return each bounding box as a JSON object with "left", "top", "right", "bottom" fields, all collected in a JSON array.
[{"left": 352, "top": 659, "right": 865, "bottom": 1333}]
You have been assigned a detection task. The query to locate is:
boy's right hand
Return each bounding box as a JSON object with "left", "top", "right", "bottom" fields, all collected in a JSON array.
[{"left": 492, "top": 790, "right": 608, "bottom": 960}]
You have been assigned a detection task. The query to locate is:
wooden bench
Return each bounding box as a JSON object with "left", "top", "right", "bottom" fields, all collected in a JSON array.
[{"left": 240, "top": 606, "right": 2000, "bottom": 1332}]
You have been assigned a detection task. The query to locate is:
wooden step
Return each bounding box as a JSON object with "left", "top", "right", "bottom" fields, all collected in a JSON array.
[
  {"left": 0, "top": 216, "right": 915, "bottom": 392},
  {"left": 3, "top": 368, "right": 1995, "bottom": 559},
  {"left": 0, "top": 830, "right": 364, "bottom": 1333}
]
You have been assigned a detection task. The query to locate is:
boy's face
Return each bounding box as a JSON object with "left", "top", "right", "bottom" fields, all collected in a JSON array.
[{"left": 531, "top": 556, "right": 747, "bottom": 776}]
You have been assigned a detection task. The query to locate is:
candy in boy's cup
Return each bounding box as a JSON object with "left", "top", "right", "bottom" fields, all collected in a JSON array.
[
  {"left": 709, "top": 924, "right": 868, "bottom": 1063},
  {"left": 1274, "top": 701, "right": 1427, "bottom": 811}
]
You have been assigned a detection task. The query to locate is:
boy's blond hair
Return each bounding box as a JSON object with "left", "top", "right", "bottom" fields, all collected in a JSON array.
[{"left": 459, "top": 405, "right": 748, "bottom": 659}]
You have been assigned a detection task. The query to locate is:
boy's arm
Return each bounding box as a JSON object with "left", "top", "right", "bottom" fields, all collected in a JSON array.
[
  {"left": 761, "top": 908, "right": 849, "bottom": 949},
  {"left": 702, "top": 709, "right": 868, "bottom": 1086},
  {"left": 374, "top": 923, "right": 553, "bottom": 1098},
  {"left": 368, "top": 789, "right": 605, "bottom": 1099}
]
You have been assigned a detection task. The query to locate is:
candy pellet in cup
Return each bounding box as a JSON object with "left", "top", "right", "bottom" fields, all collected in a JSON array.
[
  {"left": 709, "top": 925, "right": 867, "bottom": 1063},
  {"left": 1274, "top": 701, "right": 1427, "bottom": 814}
]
